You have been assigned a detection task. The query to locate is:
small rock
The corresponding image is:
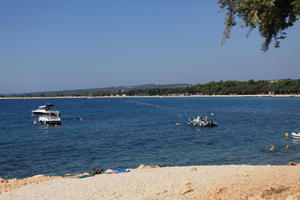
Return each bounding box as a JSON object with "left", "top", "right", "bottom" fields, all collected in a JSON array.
[
  {"left": 190, "top": 167, "right": 197, "bottom": 172},
  {"left": 178, "top": 196, "right": 188, "bottom": 200},
  {"left": 285, "top": 195, "right": 300, "bottom": 200},
  {"left": 288, "top": 162, "right": 300, "bottom": 166},
  {"left": 105, "top": 169, "right": 115, "bottom": 173},
  {"left": 155, "top": 189, "right": 167, "bottom": 195},
  {"left": 137, "top": 164, "right": 160, "bottom": 170},
  {"left": 0, "top": 178, "right": 7, "bottom": 183},
  {"left": 184, "top": 182, "right": 191, "bottom": 186},
  {"left": 180, "top": 187, "right": 193, "bottom": 195}
]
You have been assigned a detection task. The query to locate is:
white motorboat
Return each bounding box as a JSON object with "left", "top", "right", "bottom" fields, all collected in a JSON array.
[
  {"left": 32, "top": 104, "right": 60, "bottom": 117},
  {"left": 38, "top": 112, "right": 61, "bottom": 125},
  {"left": 188, "top": 115, "right": 218, "bottom": 127},
  {"left": 291, "top": 132, "right": 300, "bottom": 139},
  {"left": 32, "top": 104, "right": 61, "bottom": 125}
]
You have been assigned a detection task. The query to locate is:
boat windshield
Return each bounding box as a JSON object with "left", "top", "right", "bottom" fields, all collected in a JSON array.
[{"left": 38, "top": 104, "right": 54, "bottom": 110}]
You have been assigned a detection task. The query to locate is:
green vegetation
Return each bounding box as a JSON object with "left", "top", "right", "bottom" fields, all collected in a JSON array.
[
  {"left": 9, "top": 79, "right": 300, "bottom": 97},
  {"left": 218, "top": 0, "right": 300, "bottom": 51},
  {"left": 124, "top": 79, "right": 300, "bottom": 96}
]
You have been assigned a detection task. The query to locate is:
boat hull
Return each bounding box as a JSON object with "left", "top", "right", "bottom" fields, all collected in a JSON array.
[
  {"left": 38, "top": 116, "right": 61, "bottom": 125},
  {"left": 188, "top": 119, "right": 218, "bottom": 127},
  {"left": 291, "top": 132, "right": 300, "bottom": 139},
  {"left": 39, "top": 120, "right": 61, "bottom": 125}
]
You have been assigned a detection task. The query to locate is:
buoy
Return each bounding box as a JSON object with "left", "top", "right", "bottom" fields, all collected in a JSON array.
[
  {"left": 285, "top": 132, "right": 289, "bottom": 137},
  {"left": 176, "top": 123, "right": 180, "bottom": 126}
]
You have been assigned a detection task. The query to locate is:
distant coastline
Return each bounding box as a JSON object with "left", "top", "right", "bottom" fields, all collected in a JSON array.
[
  {"left": 2, "top": 79, "right": 300, "bottom": 99},
  {"left": 1, "top": 94, "right": 300, "bottom": 99}
]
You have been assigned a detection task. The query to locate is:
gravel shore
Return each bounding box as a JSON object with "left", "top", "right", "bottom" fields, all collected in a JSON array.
[{"left": 1, "top": 165, "right": 300, "bottom": 200}]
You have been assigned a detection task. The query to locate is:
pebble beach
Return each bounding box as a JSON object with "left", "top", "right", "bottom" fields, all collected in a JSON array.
[{"left": 1, "top": 165, "right": 300, "bottom": 200}]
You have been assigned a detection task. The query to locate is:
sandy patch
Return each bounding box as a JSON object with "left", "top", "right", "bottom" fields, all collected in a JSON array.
[
  {"left": 0, "top": 165, "right": 299, "bottom": 200},
  {"left": 0, "top": 175, "right": 59, "bottom": 195}
]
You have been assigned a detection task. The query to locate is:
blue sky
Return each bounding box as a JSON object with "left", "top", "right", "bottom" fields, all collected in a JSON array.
[{"left": 1, "top": 0, "right": 300, "bottom": 93}]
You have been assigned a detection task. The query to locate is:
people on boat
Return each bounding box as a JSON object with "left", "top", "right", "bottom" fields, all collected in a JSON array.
[
  {"left": 204, "top": 116, "right": 208, "bottom": 123},
  {"left": 188, "top": 114, "right": 217, "bottom": 127}
]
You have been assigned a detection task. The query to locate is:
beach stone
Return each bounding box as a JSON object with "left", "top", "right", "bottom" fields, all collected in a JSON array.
[
  {"left": 184, "top": 182, "right": 191, "bottom": 186},
  {"left": 137, "top": 164, "right": 160, "bottom": 170},
  {"left": 190, "top": 167, "right": 197, "bottom": 172},
  {"left": 180, "top": 187, "right": 193, "bottom": 195},
  {"left": 155, "top": 189, "right": 167, "bottom": 195},
  {"left": 288, "top": 162, "right": 300, "bottom": 166},
  {"left": 285, "top": 195, "right": 300, "bottom": 200},
  {"left": 248, "top": 196, "right": 265, "bottom": 200},
  {"left": 178, "top": 196, "right": 188, "bottom": 200},
  {"left": 0, "top": 178, "right": 7, "bottom": 183},
  {"left": 105, "top": 169, "right": 115, "bottom": 173},
  {"left": 215, "top": 187, "right": 227, "bottom": 196}
]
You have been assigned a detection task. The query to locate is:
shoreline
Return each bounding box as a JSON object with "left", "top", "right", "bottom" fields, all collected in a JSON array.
[
  {"left": 1, "top": 94, "right": 300, "bottom": 100},
  {"left": 1, "top": 164, "right": 299, "bottom": 200}
]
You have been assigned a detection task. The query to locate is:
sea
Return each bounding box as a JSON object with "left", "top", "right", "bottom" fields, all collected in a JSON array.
[{"left": 0, "top": 97, "right": 300, "bottom": 179}]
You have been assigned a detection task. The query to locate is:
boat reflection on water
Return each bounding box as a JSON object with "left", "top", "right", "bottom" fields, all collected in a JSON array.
[{"left": 291, "top": 132, "right": 300, "bottom": 139}]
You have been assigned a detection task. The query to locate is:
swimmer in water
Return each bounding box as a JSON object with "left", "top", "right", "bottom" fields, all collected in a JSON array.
[{"left": 269, "top": 145, "right": 276, "bottom": 152}]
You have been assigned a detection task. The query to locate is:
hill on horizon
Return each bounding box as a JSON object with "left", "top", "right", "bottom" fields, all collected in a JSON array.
[{"left": 7, "top": 83, "right": 191, "bottom": 96}]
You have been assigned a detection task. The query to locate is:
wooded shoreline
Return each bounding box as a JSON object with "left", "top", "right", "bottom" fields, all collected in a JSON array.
[{"left": 1, "top": 94, "right": 300, "bottom": 99}]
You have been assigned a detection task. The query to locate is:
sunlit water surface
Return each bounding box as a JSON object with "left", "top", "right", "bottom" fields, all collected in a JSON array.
[{"left": 0, "top": 97, "right": 300, "bottom": 178}]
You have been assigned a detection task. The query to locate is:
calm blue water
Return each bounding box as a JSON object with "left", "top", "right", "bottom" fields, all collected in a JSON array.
[{"left": 0, "top": 97, "right": 300, "bottom": 179}]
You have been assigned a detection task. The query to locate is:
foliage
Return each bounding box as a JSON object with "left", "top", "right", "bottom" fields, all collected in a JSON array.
[
  {"left": 217, "top": 0, "right": 300, "bottom": 51},
  {"left": 10, "top": 79, "right": 300, "bottom": 97}
]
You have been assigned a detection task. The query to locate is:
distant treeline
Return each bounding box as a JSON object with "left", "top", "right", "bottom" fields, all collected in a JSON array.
[{"left": 12, "top": 79, "right": 300, "bottom": 97}]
